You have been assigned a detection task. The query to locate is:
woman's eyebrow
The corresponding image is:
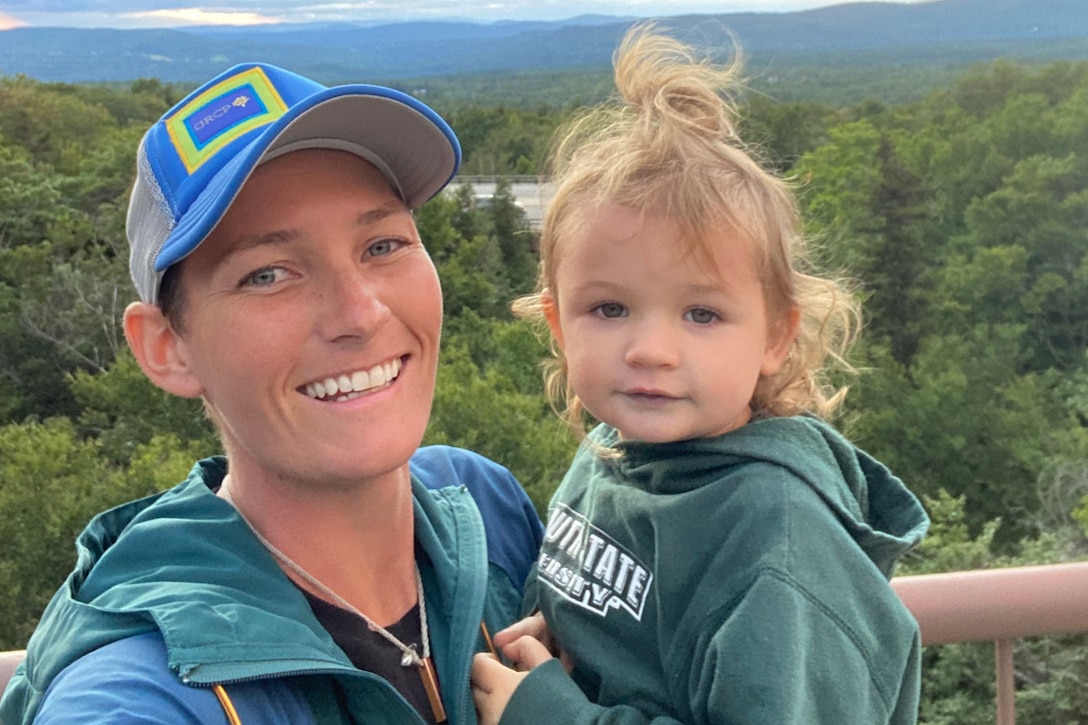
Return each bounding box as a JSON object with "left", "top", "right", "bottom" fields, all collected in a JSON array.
[
  {"left": 210, "top": 201, "right": 414, "bottom": 273},
  {"left": 355, "top": 203, "right": 411, "bottom": 227},
  {"left": 216, "top": 229, "right": 300, "bottom": 266}
]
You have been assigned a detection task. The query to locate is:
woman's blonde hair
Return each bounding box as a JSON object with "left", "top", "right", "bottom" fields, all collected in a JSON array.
[{"left": 514, "top": 23, "right": 860, "bottom": 436}]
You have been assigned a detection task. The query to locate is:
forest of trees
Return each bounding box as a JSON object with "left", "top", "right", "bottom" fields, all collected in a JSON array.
[{"left": 3, "top": 57, "right": 1088, "bottom": 722}]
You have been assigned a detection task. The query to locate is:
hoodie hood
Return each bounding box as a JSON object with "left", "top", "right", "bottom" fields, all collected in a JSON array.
[{"left": 606, "top": 415, "right": 929, "bottom": 578}]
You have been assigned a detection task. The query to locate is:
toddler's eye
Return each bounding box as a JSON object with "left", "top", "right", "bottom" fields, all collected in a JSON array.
[
  {"left": 595, "top": 303, "right": 627, "bottom": 318},
  {"left": 686, "top": 308, "right": 719, "bottom": 324}
]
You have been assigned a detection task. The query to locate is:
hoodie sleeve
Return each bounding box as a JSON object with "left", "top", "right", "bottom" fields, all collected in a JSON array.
[
  {"left": 677, "top": 570, "right": 921, "bottom": 725},
  {"left": 657, "top": 467, "right": 922, "bottom": 725},
  {"left": 499, "top": 659, "right": 688, "bottom": 725},
  {"left": 659, "top": 469, "right": 922, "bottom": 725}
]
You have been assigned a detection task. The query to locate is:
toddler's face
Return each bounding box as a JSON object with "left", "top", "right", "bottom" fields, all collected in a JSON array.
[{"left": 545, "top": 202, "right": 793, "bottom": 443}]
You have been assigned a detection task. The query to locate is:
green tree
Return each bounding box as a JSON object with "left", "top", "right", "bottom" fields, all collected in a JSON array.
[
  {"left": 847, "top": 326, "right": 1074, "bottom": 543},
  {"left": 70, "top": 350, "right": 219, "bottom": 466},
  {"left": 422, "top": 183, "right": 532, "bottom": 320},
  {"left": 450, "top": 106, "right": 561, "bottom": 175},
  {"left": 739, "top": 96, "right": 834, "bottom": 172},
  {"left": 0, "top": 139, "right": 64, "bottom": 248},
  {"left": 798, "top": 123, "right": 933, "bottom": 365},
  {"left": 446, "top": 182, "right": 486, "bottom": 242},
  {"left": 0, "top": 244, "right": 88, "bottom": 423},
  {"left": 0, "top": 89, "right": 140, "bottom": 423},
  {"left": 486, "top": 176, "right": 538, "bottom": 301},
  {"left": 416, "top": 193, "right": 464, "bottom": 264},
  {"left": 0, "top": 419, "right": 202, "bottom": 648},
  {"left": 950, "top": 153, "right": 1088, "bottom": 371},
  {"left": 426, "top": 343, "right": 574, "bottom": 512},
  {"left": 0, "top": 76, "right": 119, "bottom": 174}
]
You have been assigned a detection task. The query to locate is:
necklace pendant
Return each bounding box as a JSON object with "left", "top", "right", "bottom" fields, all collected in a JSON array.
[
  {"left": 419, "top": 657, "right": 447, "bottom": 723},
  {"left": 401, "top": 644, "right": 421, "bottom": 667}
]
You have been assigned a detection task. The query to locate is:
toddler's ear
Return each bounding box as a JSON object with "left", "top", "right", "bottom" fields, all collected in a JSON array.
[
  {"left": 542, "top": 290, "right": 565, "bottom": 351},
  {"left": 123, "top": 302, "right": 204, "bottom": 399},
  {"left": 761, "top": 306, "right": 800, "bottom": 376}
]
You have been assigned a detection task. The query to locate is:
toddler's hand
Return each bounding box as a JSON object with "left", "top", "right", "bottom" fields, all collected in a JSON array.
[
  {"left": 471, "top": 636, "right": 554, "bottom": 725},
  {"left": 493, "top": 612, "right": 573, "bottom": 672},
  {"left": 493, "top": 612, "right": 552, "bottom": 650}
]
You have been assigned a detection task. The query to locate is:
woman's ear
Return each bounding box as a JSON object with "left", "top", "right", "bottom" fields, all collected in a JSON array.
[
  {"left": 541, "top": 290, "right": 565, "bottom": 351},
  {"left": 123, "top": 302, "right": 204, "bottom": 399},
  {"left": 761, "top": 306, "right": 801, "bottom": 377}
]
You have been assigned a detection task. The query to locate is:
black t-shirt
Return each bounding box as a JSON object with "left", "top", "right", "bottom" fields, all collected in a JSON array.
[{"left": 301, "top": 589, "right": 447, "bottom": 724}]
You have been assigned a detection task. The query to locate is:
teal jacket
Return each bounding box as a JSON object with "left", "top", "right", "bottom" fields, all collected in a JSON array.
[
  {"left": 0, "top": 446, "right": 543, "bottom": 724},
  {"left": 504, "top": 416, "right": 929, "bottom": 725}
]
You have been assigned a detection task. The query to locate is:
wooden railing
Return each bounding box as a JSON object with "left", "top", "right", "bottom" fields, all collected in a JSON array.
[
  {"left": 892, "top": 561, "right": 1088, "bottom": 725},
  {"left": 0, "top": 649, "right": 25, "bottom": 693}
]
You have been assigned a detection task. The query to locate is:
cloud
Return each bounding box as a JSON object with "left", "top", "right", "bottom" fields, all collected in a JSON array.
[
  {"left": 0, "top": 12, "right": 28, "bottom": 30},
  {"left": 126, "top": 8, "right": 283, "bottom": 25},
  {"left": 0, "top": 1, "right": 917, "bottom": 29}
]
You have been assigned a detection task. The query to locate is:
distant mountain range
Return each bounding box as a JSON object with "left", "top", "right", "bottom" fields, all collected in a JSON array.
[{"left": 1, "top": 0, "right": 1086, "bottom": 84}]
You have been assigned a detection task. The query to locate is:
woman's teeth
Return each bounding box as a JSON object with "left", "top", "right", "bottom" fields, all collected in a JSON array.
[{"left": 303, "top": 358, "right": 402, "bottom": 400}]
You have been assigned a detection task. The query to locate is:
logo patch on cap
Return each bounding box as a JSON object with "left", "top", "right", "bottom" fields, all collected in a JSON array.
[{"left": 165, "top": 66, "right": 289, "bottom": 173}]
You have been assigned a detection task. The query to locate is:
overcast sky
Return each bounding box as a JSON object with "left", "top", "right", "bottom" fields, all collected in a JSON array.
[{"left": 0, "top": 1, "right": 926, "bottom": 30}]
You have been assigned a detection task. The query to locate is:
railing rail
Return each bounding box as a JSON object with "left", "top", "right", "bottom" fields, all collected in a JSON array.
[
  {"left": 892, "top": 561, "right": 1088, "bottom": 725},
  {"left": 0, "top": 649, "right": 26, "bottom": 693},
  {"left": 451, "top": 174, "right": 544, "bottom": 184}
]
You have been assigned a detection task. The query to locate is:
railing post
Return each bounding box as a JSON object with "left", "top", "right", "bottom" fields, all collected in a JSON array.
[
  {"left": 893, "top": 563, "right": 1088, "bottom": 725},
  {"left": 995, "top": 638, "right": 1015, "bottom": 725}
]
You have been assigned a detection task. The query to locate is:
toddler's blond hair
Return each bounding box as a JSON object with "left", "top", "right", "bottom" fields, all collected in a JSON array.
[{"left": 515, "top": 23, "right": 860, "bottom": 436}]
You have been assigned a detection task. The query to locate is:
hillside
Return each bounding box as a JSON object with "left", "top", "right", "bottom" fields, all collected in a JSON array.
[{"left": 0, "top": 0, "right": 1086, "bottom": 84}]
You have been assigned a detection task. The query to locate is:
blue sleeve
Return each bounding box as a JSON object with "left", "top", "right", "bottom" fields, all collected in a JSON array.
[
  {"left": 36, "top": 633, "right": 222, "bottom": 724},
  {"left": 411, "top": 445, "right": 544, "bottom": 591},
  {"left": 35, "top": 633, "right": 314, "bottom": 725}
]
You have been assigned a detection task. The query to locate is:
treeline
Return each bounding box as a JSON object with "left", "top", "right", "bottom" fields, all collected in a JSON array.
[{"left": 2, "top": 59, "right": 1088, "bottom": 720}]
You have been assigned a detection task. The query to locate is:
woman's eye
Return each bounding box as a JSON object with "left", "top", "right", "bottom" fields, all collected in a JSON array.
[
  {"left": 242, "top": 266, "right": 286, "bottom": 288},
  {"left": 595, "top": 303, "right": 626, "bottom": 319},
  {"left": 369, "top": 238, "right": 406, "bottom": 257},
  {"left": 686, "top": 308, "right": 719, "bottom": 324}
]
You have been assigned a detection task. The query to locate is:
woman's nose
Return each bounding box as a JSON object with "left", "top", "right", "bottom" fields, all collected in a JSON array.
[{"left": 315, "top": 270, "right": 392, "bottom": 343}]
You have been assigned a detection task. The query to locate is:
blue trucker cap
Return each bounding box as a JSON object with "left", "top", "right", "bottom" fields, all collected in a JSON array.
[{"left": 126, "top": 62, "right": 462, "bottom": 304}]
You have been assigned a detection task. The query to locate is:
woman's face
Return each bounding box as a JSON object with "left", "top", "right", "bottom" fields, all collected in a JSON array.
[{"left": 171, "top": 149, "right": 443, "bottom": 489}]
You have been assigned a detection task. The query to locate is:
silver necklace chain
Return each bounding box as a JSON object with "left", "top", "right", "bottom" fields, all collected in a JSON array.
[{"left": 219, "top": 480, "right": 430, "bottom": 668}]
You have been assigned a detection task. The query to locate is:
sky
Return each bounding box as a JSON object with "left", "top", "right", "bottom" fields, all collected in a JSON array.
[{"left": 0, "top": 1, "right": 926, "bottom": 31}]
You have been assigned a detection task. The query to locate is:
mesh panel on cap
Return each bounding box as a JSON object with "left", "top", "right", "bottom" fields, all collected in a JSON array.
[{"left": 127, "top": 140, "right": 178, "bottom": 303}]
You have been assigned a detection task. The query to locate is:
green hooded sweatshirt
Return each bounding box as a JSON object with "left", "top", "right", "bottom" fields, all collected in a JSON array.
[{"left": 502, "top": 416, "right": 929, "bottom": 725}]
